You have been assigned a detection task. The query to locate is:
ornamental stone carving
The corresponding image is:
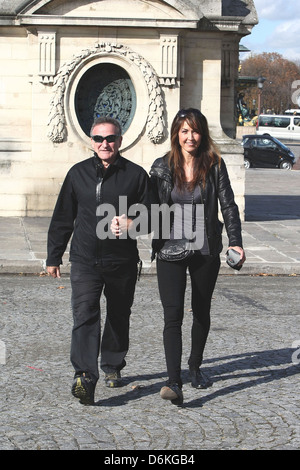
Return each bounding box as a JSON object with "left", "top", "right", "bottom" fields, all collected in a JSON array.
[
  {"left": 94, "top": 79, "right": 134, "bottom": 132},
  {"left": 38, "top": 31, "right": 56, "bottom": 84},
  {"left": 47, "top": 42, "right": 166, "bottom": 144}
]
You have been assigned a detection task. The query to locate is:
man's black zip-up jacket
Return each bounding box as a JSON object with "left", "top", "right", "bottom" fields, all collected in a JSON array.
[{"left": 46, "top": 153, "right": 150, "bottom": 267}]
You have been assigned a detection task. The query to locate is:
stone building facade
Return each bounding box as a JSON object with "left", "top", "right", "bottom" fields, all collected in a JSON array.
[{"left": 0, "top": 0, "right": 257, "bottom": 217}]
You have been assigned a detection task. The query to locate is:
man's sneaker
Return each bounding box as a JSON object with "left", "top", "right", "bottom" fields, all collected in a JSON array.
[
  {"left": 71, "top": 373, "right": 95, "bottom": 405},
  {"left": 104, "top": 371, "right": 122, "bottom": 388},
  {"left": 160, "top": 382, "right": 183, "bottom": 406}
]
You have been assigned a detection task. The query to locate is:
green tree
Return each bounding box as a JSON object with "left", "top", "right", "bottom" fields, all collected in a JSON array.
[{"left": 240, "top": 53, "right": 300, "bottom": 115}]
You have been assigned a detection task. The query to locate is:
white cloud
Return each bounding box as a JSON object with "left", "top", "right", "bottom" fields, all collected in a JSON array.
[
  {"left": 262, "top": 17, "right": 300, "bottom": 61},
  {"left": 254, "top": 0, "right": 300, "bottom": 20},
  {"left": 270, "top": 19, "right": 300, "bottom": 48},
  {"left": 241, "top": 0, "right": 300, "bottom": 61}
]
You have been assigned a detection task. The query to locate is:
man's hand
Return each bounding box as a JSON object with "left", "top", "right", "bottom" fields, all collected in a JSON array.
[
  {"left": 47, "top": 266, "right": 61, "bottom": 278},
  {"left": 110, "top": 214, "right": 133, "bottom": 238}
]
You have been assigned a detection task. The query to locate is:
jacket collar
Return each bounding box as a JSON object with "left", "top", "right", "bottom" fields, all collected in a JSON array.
[
  {"left": 150, "top": 153, "right": 220, "bottom": 186},
  {"left": 93, "top": 152, "right": 125, "bottom": 171},
  {"left": 150, "top": 153, "right": 173, "bottom": 184}
]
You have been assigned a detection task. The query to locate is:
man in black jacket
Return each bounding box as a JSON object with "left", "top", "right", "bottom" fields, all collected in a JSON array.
[{"left": 47, "top": 117, "right": 150, "bottom": 405}]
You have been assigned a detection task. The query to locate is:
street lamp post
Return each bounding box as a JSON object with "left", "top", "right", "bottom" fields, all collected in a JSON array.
[{"left": 257, "top": 76, "right": 266, "bottom": 115}]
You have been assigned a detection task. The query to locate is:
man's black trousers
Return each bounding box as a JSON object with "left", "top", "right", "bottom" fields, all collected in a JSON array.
[{"left": 70, "top": 261, "right": 137, "bottom": 384}]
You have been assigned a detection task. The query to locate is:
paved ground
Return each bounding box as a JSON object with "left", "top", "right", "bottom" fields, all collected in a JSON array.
[
  {"left": 0, "top": 274, "right": 299, "bottom": 451},
  {"left": 0, "top": 165, "right": 300, "bottom": 452}
]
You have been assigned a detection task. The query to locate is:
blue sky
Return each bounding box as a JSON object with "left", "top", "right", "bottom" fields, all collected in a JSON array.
[{"left": 241, "top": 0, "right": 300, "bottom": 62}]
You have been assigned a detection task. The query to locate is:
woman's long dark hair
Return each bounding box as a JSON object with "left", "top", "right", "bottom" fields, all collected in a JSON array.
[{"left": 168, "top": 108, "right": 221, "bottom": 190}]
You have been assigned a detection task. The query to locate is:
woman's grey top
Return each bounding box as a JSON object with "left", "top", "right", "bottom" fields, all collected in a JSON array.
[{"left": 170, "top": 184, "right": 209, "bottom": 254}]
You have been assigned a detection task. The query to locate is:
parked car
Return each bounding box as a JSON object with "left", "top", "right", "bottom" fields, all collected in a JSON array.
[{"left": 242, "top": 134, "right": 295, "bottom": 170}]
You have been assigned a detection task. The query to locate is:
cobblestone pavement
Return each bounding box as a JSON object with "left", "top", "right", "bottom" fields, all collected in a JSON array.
[{"left": 1, "top": 274, "right": 299, "bottom": 451}]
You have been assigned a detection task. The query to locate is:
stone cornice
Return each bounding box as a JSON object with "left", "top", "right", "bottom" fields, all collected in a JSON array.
[
  {"left": 2, "top": 15, "right": 199, "bottom": 29},
  {"left": 0, "top": 15, "right": 256, "bottom": 33},
  {"left": 198, "top": 15, "right": 256, "bottom": 34}
]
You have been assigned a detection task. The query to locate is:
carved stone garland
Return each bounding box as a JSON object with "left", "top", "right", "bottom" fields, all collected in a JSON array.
[{"left": 47, "top": 42, "right": 166, "bottom": 144}]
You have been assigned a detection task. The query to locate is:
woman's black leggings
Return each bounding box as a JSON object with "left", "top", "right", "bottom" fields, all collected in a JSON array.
[{"left": 156, "top": 254, "right": 220, "bottom": 386}]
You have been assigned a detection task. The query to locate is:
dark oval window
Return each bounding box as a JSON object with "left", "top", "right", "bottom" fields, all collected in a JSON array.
[{"left": 75, "top": 63, "right": 136, "bottom": 136}]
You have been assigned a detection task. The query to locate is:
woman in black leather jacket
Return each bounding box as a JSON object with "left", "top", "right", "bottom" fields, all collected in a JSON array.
[{"left": 150, "top": 108, "right": 245, "bottom": 406}]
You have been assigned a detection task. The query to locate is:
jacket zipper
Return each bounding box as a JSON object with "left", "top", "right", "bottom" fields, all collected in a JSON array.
[{"left": 96, "top": 162, "right": 104, "bottom": 261}]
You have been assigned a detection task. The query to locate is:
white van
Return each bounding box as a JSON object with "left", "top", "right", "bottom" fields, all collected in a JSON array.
[
  {"left": 284, "top": 109, "right": 300, "bottom": 115},
  {"left": 256, "top": 114, "right": 300, "bottom": 141}
]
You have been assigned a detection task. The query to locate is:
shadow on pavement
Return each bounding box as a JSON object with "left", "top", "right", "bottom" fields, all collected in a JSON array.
[
  {"left": 245, "top": 195, "right": 300, "bottom": 221},
  {"left": 185, "top": 347, "right": 299, "bottom": 408},
  {"left": 93, "top": 372, "right": 166, "bottom": 407},
  {"left": 92, "top": 348, "right": 299, "bottom": 408}
]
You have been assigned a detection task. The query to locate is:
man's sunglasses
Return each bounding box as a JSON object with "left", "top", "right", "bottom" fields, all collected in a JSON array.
[{"left": 91, "top": 134, "right": 120, "bottom": 143}]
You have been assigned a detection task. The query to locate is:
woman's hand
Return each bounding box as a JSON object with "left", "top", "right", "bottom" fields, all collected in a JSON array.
[{"left": 228, "top": 246, "right": 246, "bottom": 267}]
